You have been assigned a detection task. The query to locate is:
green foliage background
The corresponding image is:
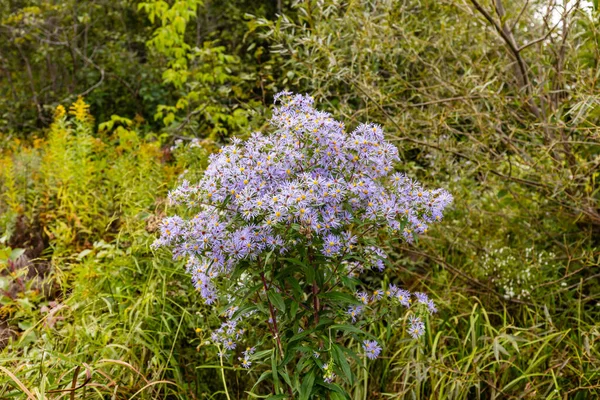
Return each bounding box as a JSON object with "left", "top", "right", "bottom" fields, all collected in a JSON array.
[{"left": 0, "top": 0, "right": 599, "bottom": 398}]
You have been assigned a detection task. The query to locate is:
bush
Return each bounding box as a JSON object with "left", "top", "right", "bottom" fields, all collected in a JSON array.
[{"left": 154, "top": 92, "right": 452, "bottom": 398}]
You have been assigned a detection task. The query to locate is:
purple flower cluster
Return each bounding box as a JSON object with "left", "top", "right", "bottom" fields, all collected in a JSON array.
[
  {"left": 352, "top": 285, "right": 436, "bottom": 314},
  {"left": 210, "top": 305, "right": 256, "bottom": 353},
  {"left": 153, "top": 92, "right": 453, "bottom": 305},
  {"left": 349, "top": 285, "right": 436, "bottom": 340},
  {"left": 387, "top": 284, "right": 411, "bottom": 307},
  {"left": 414, "top": 291, "right": 437, "bottom": 314},
  {"left": 238, "top": 346, "right": 255, "bottom": 369},
  {"left": 322, "top": 363, "right": 336, "bottom": 383},
  {"left": 211, "top": 317, "right": 244, "bottom": 350}
]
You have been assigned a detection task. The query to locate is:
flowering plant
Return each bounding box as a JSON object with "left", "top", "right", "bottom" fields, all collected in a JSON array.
[{"left": 153, "top": 92, "right": 452, "bottom": 398}]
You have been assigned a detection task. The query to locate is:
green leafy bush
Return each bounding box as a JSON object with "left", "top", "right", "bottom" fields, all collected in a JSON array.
[{"left": 0, "top": 98, "right": 224, "bottom": 398}]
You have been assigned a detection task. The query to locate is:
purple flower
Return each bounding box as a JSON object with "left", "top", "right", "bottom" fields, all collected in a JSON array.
[
  {"left": 154, "top": 90, "right": 452, "bottom": 290},
  {"left": 371, "top": 289, "right": 384, "bottom": 302},
  {"left": 239, "top": 356, "right": 251, "bottom": 369},
  {"left": 322, "top": 363, "right": 336, "bottom": 383},
  {"left": 396, "top": 289, "right": 411, "bottom": 307},
  {"left": 414, "top": 292, "right": 436, "bottom": 312},
  {"left": 356, "top": 291, "right": 369, "bottom": 305},
  {"left": 224, "top": 306, "right": 238, "bottom": 319},
  {"left": 386, "top": 284, "right": 399, "bottom": 297},
  {"left": 322, "top": 234, "right": 342, "bottom": 257},
  {"left": 414, "top": 292, "right": 429, "bottom": 304},
  {"left": 223, "top": 338, "right": 236, "bottom": 350},
  {"left": 347, "top": 306, "right": 363, "bottom": 322},
  {"left": 407, "top": 315, "right": 425, "bottom": 339},
  {"left": 426, "top": 299, "right": 437, "bottom": 313},
  {"left": 323, "top": 363, "right": 336, "bottom": 383},
  {"left": 362, "top": 340, "right": 382, "bottom": 360},
  {"left": 243, "top": 346, "right": 256, "bottom": 357}
]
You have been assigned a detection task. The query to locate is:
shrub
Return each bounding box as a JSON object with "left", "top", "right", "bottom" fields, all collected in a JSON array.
[{"left": 154, "top": 92, "right": 452, "bottom": 398}]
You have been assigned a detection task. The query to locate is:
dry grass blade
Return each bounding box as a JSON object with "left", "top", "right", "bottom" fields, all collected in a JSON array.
[
  {"left": 96, "top": 359, "right": 150, "bottom": 384},
  {"left": 0, "top": 366, "right": 36, "bottom": 400},
  {"left": 128, "top": 380, "right": 180, "bottom": 399}
]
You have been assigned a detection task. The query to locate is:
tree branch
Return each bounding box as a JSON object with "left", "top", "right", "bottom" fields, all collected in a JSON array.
[{"left": 467, "top": 0, "right": 541, "bottom": 119}]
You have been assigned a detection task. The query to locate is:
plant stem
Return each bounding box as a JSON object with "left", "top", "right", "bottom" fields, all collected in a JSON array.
[
  {"left": 363, "top": 354, "right": 368, "bottom": 400},
  {"left": 259, "top": 263, "right": 294, "bottom": 399},
  {"left": 307, "top": 247, "right": 320, "bottom": 325},
  {"left": 219, "top": 345, "right": 232, "bottom": 400},
  {"left": 312, "top": 279, "right": 320, "bottom": 325},
  {"left": 260, "top": 271, "right": 285, "bottom": 357}
]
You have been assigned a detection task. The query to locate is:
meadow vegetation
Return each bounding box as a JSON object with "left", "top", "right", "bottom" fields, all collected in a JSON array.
[{"left": 0, "top": 0, "right": 599, "bottom": 399}]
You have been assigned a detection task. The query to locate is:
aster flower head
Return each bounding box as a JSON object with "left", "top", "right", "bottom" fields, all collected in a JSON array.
[
  {"left": 223, "top": 338, "right": 236, "bottom": 350},
  {"left": 347, "top": 305, "right": 364, "bottom": 322},
  {"left": 414, "top": 292, "right": 437, "bottom": 313},
  {"left": 414, "top": 292, "right": 429, "bottom": 304},
  {"left": 243, "top": 346, "right": 256, "bottom": 357},
  {"left": 371, "top": 289, "right": 384, "bottom": 302},
  {"left": 240, "top": 356, "right": 252, "bottom": 369},
  {"left": 363, "top": 340, "right": 382, "bottom": 360},
  {"left": 426, "top": 299, "right": 437, "bottom": 314},
  {"left": 396, "top": 289, "right": 412, "bottom": 307},
  {"left": 408, "top": 315, "right": 426, "bottom": 339},
  {"left": 322, "top": 234, "right": 343, "bottom": 257},
  {"left": 386, "top": 284, "right": 399, "bottom": 297},
  {"left": 357, "top": 291, "right": 370, "bottom": 305}
]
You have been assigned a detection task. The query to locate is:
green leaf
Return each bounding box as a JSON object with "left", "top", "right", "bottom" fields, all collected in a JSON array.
[
  {"left": 330, "top": 392, "right": 348, "bottom": 400},
  {"left": 299, "top": 368, "right": 316, "bottom": 400},
  {"left": 252, "top": 371, "right": 272, "bottom": 390},
  {"left": 282, "top": 343, "right": 317, "bottom": 367},
  {"left": 340, "top": 345, "right": 363, "bottom": 367},
  {"left": 329, "top": 324, "right": 377, "bottom": 340},
  {"left": 332, "top": 344, "right": 353, "bottom": 384},
  {"left": 281, "top": 345, "right": 298, "bottom": 366},
  {"left": 268, "top": 291, "right": 286, "bottom": 313},
  {"left": 276, "top": 265, "right": 298, "bottom": 281},
  {"left": 290, "top": 301, "right": 299, "bottom": 320},
  {"left": 288, "top": 277, "right": 303, "bottom": 301},
  {"left": 288, "top": 328, "right": 313, "bottom": 344},
  {"left": 283, "top": 257, "right": 314, "bottom": 282},
  {"left": 317, "top": 381, "right": 350, "bottom": 399},
  {"left": 278, "top": 369, "right": 293, "bottom": 388},
  {"left": 340, "top": 275, "right": 358, "bottom": 291},
  {"left": 282, "top": 257, "right": 308, "bottom": 269},
  {"left": 232, "top": 304, "right": 259, "bottom": 320},
  {"left": 315, "top": 318, "right": 334, "bottom": 330},
  {"left": 272, "top": 350, "right": 281, "bottom": 392},
  {"left": 253, "top": 349, "right": 274, "bottom": 361}
]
